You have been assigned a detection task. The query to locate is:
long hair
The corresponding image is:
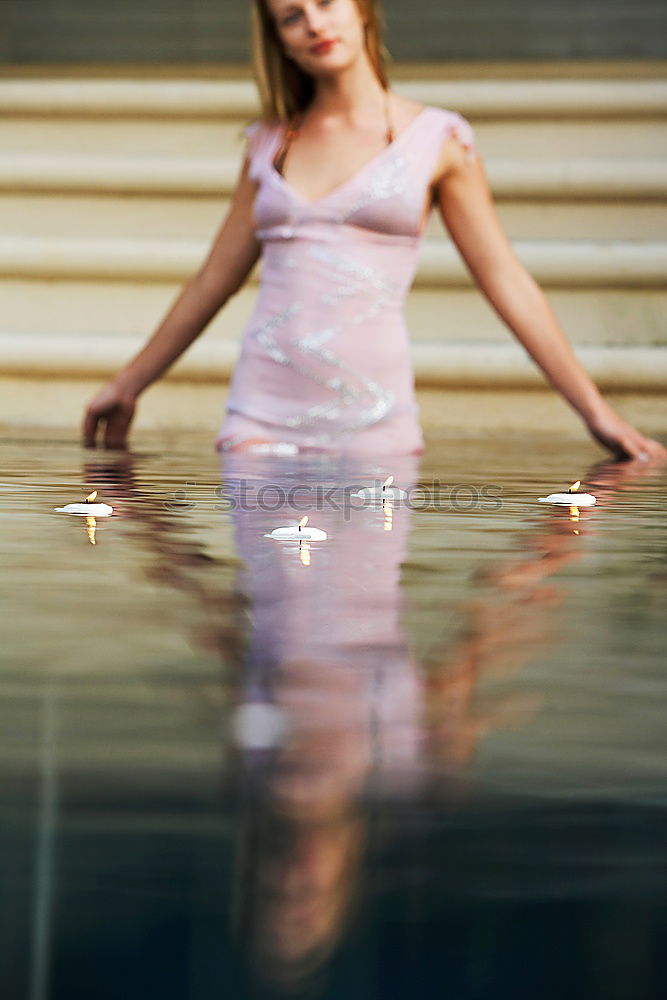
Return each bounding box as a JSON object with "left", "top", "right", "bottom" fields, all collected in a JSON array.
[{"left": 251, "top": 0, "right": 390, "bottom": 122}]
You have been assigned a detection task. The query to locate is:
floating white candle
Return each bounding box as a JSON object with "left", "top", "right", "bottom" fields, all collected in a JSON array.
[
  {"left": 232, "top": 703, "right": 287, "bottom": 750},
  {"left": 352, "top": 475, "right": 407, "bottom": 501},
  {"left": 539, "top": 480, "right": 596, "bottom": 506},
  {"left": 266, "top": 515, "right": 327, "bottom": 541},
  {"left": 55, "top": 490, "right": 114, "bottom": 517}
]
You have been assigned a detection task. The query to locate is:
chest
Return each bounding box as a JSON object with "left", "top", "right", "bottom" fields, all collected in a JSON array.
[
  {"left": 256, "top": 130, "right": 440, "bottom": 238},
  {"left": 279, "top": 128, "right": 395, "bottom": 204}
]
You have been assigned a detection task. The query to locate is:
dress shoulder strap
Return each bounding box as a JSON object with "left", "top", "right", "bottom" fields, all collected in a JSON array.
[
  {"left": 244, "top": 120, "right": 285, "bottom": 182},
  {"left": 425, "top": 106, "right": 477, "bottom": 164}
]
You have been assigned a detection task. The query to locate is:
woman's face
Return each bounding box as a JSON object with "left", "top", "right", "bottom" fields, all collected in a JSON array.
[{"left": 266, "top": 0, "right": 367, "bottom": 77}]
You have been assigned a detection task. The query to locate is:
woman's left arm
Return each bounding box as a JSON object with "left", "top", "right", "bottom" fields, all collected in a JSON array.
[{"left": 435, "top": 140, "right": 666, "bottom": 461}]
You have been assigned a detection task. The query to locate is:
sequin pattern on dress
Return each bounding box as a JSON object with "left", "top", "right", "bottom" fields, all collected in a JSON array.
[
  {"left": 245, "top": 243, "right": 397, "bottom": 433},
  {"left": 336, "top": 151, "right": 416, "bottom": 223}
]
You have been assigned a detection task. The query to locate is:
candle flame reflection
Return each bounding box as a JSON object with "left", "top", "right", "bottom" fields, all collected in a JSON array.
[
  {"left": 299, "top": 517, "right": 312, "bottom": 564},
  {"left": 86, "top": 516, "right": 97, "bottom": 545}
]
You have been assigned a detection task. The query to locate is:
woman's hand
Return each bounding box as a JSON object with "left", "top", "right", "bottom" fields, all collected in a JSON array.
[
  {"left": 584, "top": 402, "right": 667, "bottom": 462},
  {"left": 82, "top": 381, "right": 137, "bottom": 449}
]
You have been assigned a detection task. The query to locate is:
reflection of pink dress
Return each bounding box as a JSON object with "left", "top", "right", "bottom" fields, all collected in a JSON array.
[
  {"left": 216, "top": 107, "right": 476, "bottom": 457},
  {"left": 221, "top": 451, "right": 426, "bottom": 791}
]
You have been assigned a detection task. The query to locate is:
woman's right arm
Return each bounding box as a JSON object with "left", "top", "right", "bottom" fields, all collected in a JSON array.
[{"left": 83, "top": 156, "right": 260, "bottom": 448}]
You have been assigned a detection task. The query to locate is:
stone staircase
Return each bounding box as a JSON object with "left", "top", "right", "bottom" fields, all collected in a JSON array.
[{"left": 1, "top": 71, "right": 666, "bottom": 436}]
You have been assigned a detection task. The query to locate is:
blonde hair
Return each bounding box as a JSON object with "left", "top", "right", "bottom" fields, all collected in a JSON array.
[{"left": 251, "top": 0, "right": 390, "bottom": 121}]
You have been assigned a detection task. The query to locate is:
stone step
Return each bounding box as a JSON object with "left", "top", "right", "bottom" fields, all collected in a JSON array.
[
  {"left": 2, "top": 155, "right": 665, "bottom": 242},
  {"left": 4, "top": 115, "right": 665, "bottom": 161},
  {"left": 4, "top": 190, "right": 667, "bottom": 243},
  {"left": 1, "top": 236, "right": 665, "bottom": 347},
  {"left": 3, "top": 234, "right": 665, "bottom": 285},
  {"left": 3, "top": 331, "right": 665, "bottom": 391},
  {"left": 2, "top": 280, "right": 665, "bottom": 351},
  {"left": 4, "top": 77, "right": 666, "bottom": 117},
  {"left": 3, "top": 373, "right": 665, "bottom": 438},
  {"left": 1, "top": 79, "right": 665, "bottom": 160},
  {"left": 3, "top": 153, "right": 666, "bottom": 197},
  {"left": 2, "top": 333, "right": 665, "bottom": 437}
]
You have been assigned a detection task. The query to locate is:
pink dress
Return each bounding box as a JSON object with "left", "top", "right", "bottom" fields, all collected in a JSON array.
[{"left": 216, "top": 106, "right": 476, "bottom": 457}]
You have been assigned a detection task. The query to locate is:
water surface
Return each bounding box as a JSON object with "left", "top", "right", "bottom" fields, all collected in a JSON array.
[{"left": 1, "top": 429, "right": 665, "bottom": 999}]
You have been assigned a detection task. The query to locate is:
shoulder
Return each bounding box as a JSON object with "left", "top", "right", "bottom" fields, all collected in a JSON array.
[
  {"left": 422, "top": 106, "right": 476, "bottom": 153},
  {"left": 388, "top": 93, "right": 425, "bottom": 130},
  {"left": 416, "top": 106, "right": 478, "bottom": 189},
  {"left": 388, "top": 94, "right": 476, "bottom": 164},
  {"left": 388, "top": 93, "right": 475, "bottom": 143},
  {"left": 243, "top": 119, "right": 285, "bottom": 158}
]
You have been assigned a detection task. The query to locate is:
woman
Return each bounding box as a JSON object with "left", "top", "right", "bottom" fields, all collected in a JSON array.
[{"left": 83, "top": 0, "right": 665, "bottom": 461}]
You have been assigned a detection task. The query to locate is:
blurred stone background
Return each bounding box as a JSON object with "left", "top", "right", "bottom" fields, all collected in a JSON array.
[{"left": 1, "top": 0, "right": 666, "bottom": 63}]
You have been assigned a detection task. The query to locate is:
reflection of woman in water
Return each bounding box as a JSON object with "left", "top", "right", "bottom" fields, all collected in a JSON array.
[
  {"left": 82, "top": 0, "right": 664, "bottom": 463},
  {"left": 221, "top": 452, "right": 422, "bottom": 988},
  {"left": 83, "top": 447, "right": 656, "bottom": 989},
  {"left": 216, "top": 449, "right": 583, "bottom": 987},
  {"left": 223, "top": 452, "right": 425, "bottom": 795}
]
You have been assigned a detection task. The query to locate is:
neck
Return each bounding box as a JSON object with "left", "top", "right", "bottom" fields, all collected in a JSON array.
[{"left": 308, "top": 55, "right": 387, "bottom": 124}]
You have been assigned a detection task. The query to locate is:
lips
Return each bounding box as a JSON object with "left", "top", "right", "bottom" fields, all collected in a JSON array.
[{"left": 310, "top": 39, "right": 337, "bottom": 55}]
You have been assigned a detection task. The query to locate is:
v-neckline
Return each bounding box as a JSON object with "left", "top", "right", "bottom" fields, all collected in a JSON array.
[{"left": 270, "top": 107, "right": 428, "bottom": 208}]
